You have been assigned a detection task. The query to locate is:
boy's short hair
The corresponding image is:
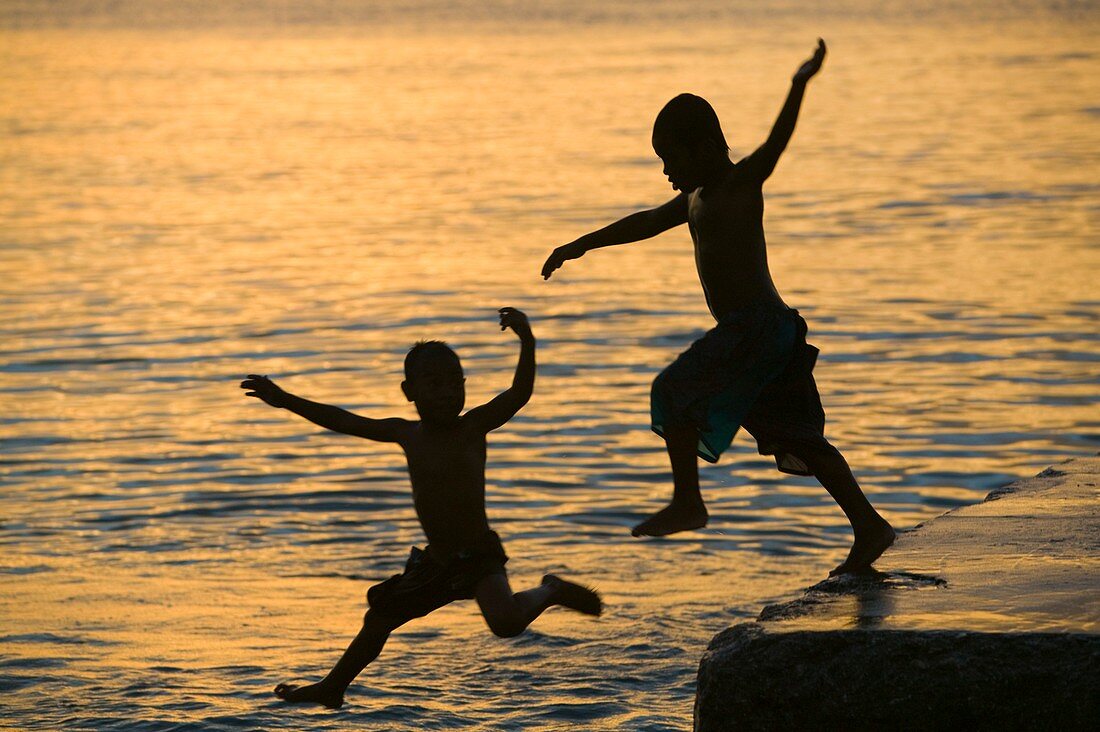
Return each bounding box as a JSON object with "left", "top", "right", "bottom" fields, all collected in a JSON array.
[
  {"left": 405, "top": 341, "right": 461, "bottom": 380},
  {"left": 652, "top": 93, "right": 729, "bottom": 152}
]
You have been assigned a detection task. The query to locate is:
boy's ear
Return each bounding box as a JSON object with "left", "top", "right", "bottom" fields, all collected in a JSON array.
[
  {"left": 401, "top": 380, "right": 414, "bottom": 402},
  {"left": 693, "top": 137, "right": 723, "bottom": 159}
]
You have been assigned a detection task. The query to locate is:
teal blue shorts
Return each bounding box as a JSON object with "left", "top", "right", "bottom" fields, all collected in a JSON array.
[{"left": 650, "top": 304, "right": 831, "bottom": 474}]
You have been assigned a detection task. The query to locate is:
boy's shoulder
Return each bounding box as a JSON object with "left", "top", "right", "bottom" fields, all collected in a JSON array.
[
  {"left": 404, "top": 415, "right": 491, "bottom": 444},
  {"left": 724, "top": 158, "right": 767, "bottom": 189},
  {"left": 694, "top": 165, "right": 762, "bottom": 208}
]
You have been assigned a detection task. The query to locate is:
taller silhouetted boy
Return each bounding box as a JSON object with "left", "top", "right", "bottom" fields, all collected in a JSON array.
[{"left": 542, "top": 40, "right": 894, "bottom": 574}]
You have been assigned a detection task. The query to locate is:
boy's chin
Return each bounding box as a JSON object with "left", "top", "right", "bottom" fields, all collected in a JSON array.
[{"left": 420, "top": 409, "right": 462, "bottom": 424}]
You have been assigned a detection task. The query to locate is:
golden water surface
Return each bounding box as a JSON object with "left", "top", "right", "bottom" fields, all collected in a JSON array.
[{"left": 2, "top": 3, "right": 1098, "bottom": 729}]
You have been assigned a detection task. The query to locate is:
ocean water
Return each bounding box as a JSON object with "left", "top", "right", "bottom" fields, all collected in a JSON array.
[{"left": 1, "top": 2, "right": 1098, "bottom": 729}]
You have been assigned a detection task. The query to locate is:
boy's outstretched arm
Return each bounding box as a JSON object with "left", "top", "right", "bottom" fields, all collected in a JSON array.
[
  {"left": 240, "top": 375, "right": 409, "bottom": 443},
  {"left": 465, "top": 308, "right": 536, "bottom": 433},
  {"left": 742, "top": 38, "right": 827, "bottom": 182},
  {"left": 541, "top": 192, "right": 688, "bottom": 279}
]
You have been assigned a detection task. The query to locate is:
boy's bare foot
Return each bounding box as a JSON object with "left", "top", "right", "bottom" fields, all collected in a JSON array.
[
  {"left": 542, "top": 574, "right": 603, "bottom": 616},
  {"left": 273, "top": 681, "right": 344, "bottom": 709},
  {"left": 829, "top": 520, "right": 896, "bottom": 576},
  {"left": 631, "top": 500, "right": 708, "bottom": 537}
]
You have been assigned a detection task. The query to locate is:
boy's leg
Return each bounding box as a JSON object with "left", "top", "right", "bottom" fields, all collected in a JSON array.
[
  {"left": 800, "top": 443, "right": 895, "bottom": 575},
  {"left": 475, "top": 574, "right": 552, "bottom": 638},
  {"left": 632, "top": 424, "right": 709, "bottom": 537},
  {"left": 274, "top": 609, "right": 405, "bottom": 708},
  {"left": 475, "top": 573, "right": 601, "bottom": 638}
]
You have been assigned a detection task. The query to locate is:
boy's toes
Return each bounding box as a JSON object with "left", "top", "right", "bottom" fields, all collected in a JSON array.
[
  {"left": 543, "top": 574, "right": 603, "bottom": 616},
  {"left": 829, "top": 524, "right": 897, "bottom": 576}
]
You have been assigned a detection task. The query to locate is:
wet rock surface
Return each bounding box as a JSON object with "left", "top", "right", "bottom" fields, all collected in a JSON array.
[{"left": 695, "top": 457, "right": 1100, "bottom": 731}]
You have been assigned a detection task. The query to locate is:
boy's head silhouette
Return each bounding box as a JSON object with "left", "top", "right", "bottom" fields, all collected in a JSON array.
[
  {"left": 652, "top": 93, "right": 730, "bottom": 193},
  {"left": 402, "top": 341, "right": 465, "bottom": 423}
]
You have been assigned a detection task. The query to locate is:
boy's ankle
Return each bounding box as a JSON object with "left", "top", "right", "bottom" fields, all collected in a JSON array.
[{"left": 672, "top": 494, "right": 706, "bottom": 511}]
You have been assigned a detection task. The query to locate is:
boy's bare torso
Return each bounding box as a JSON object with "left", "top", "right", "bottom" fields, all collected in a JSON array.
[
  {"left": 400, "top": 418, "right": 492, "bottom": 560},
  {"left": 687, "top": 165, "right": 787, "bottom": 321}
]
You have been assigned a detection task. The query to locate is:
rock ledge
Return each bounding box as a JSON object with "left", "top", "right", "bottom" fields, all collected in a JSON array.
[{"left": 695, "top": 456, "right": 1100, "bottom": 731}]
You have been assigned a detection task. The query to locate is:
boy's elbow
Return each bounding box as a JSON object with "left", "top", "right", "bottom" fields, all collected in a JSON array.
[
  {"left": 509, "top": 388, "right": 533, "bottom": 412},
  {"left": 520, "top": 378, "right": 535, "bottom": 401}
]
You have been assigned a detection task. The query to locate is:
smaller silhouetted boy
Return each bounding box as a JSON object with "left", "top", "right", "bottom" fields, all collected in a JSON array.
[
  {"left": 241, "top": 308, "right": 601, "bottom": 709},
  {"left": 542, "top": 40, "right": 894, "bottom": 574}
]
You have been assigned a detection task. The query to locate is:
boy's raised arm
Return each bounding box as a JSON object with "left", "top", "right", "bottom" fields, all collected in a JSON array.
[
  {"left": 741, "top": 38, "right": 826, "bottom": 182},
  {"left": 241, "top": 375, "right": 409, "bottom": 443},
  {"left": 465, "top": 308, "right": 536, "bottom": 433},
  {"left": 541, "top": 192, "right": 688, "bottom": 279}
]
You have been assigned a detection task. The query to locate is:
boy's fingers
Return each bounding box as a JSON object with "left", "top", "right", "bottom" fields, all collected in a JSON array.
[{"left": 541, "top": 255, "right": 561, "bottom": 278}]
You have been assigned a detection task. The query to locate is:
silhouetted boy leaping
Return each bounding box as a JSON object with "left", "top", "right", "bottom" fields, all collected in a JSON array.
[
  {"left": 241, "top": 308, "right": 601, "bottom": 709},
  {"left": 542, "top": 40, "right": 894, "bottom": 575}
]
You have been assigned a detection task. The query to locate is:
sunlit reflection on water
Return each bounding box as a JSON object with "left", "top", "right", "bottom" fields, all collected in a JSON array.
[{"left": 2, "top": 5, "right": 1098, "bottom": 729}]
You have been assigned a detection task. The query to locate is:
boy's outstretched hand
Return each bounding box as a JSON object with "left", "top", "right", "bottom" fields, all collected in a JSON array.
[
  {"left": 241, "top": 374, "right": 289, "bottom": 408},
  {"left": 793, "top": 38, "right": 826, "bottom": 84},
  {"left": 541, "top": 241, "right": 585, "bottom": 280},
  {"left": 498, "top": 307, "right": 533, "bottom": 341}
]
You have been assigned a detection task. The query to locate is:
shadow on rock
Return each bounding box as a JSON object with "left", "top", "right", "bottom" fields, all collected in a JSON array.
[{"left": 758, "top": 570, "right": 946, "bottom": 627}]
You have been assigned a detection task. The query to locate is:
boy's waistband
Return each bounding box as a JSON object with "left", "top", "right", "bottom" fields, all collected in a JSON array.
[{"left": 714, "top": 301, "right": 798, "bottom": 326}]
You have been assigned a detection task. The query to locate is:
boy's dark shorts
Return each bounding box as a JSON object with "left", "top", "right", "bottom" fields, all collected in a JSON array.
[
  {"left": 651, "top": 304, "right": 832, "bottom": 475},
  {"left": 366, "top": 530, "right": 509, "bottom": 623}
]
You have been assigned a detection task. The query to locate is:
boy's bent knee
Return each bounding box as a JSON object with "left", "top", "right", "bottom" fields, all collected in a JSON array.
[
  {"left": 487, "top": 618, "right": 526, "bottom": 638},
  {"left": 799, "top": 440, "right": 843, "bottom": 464},
  {"left": 363, "top": 609, "right": 403, "bottom": 633}
]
